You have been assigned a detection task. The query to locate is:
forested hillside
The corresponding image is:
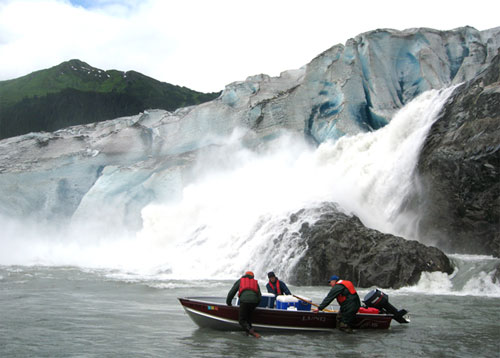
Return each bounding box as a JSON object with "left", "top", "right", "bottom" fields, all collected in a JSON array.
[{"left": 0, "top": 59, "right": 220, "bottom": 139}]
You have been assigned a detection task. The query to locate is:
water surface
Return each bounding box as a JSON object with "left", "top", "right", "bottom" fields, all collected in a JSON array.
[{"left": 1, "top": 266, "right": 498, "bottom": 358}]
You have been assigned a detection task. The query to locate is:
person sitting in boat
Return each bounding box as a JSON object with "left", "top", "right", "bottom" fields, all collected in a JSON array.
[
  {"left": 313, "top": 275, "right": 361, "bottom": 333},
  {"left": 226, "top": 271, "right": 262, "bottom": 338},
  {"left": 266, "top": 271, "right": 291, "bottom": 296}
]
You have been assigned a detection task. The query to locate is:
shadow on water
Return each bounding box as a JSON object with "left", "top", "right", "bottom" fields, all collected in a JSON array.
[
  {"left": 179, "top": 329, "right": 267, "bottom": 358},
  {"left": 177, "top": 325, "right": 412, "bottom": 358}
]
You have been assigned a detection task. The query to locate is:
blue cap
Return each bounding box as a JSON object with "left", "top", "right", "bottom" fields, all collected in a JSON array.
[{"left": 328, "top": 275, "right": 339, "bottom": 282}]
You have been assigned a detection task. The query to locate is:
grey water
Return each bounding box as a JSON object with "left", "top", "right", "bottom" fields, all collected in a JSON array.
[{"left": 1, "top": 266, "right": 499, "bottom": 358}]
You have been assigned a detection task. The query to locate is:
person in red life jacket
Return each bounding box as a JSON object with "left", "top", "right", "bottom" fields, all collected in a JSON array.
[
  {"left": 266, "top": 271, "right": 291, "bottom": 296},
  {"left": 226, "top": 271, "right": 262, "bottom": 338},
  {"left": 312, "top": 275, "right": 361, "bottom": 333}
]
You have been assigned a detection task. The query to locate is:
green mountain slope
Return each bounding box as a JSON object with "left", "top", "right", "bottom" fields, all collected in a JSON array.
[{"left": 0, "top": 59, "right": 220, "bottom": 139}]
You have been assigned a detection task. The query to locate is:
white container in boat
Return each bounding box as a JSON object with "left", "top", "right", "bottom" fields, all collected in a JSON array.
[
  {"left": 276, "top": 295, "right": 299, "bottom": 310},
  {"left": 276, "top": 295, "right": 298, "bottom": 303}
]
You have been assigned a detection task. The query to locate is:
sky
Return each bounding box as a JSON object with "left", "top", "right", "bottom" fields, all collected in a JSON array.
[{"left": 0, "top": 0, "right": 498, "bottom": 92}]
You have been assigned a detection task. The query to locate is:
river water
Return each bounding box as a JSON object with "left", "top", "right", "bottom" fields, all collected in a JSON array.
[{"left": 1, "top": 258, "right": 499, "bottom": 358}]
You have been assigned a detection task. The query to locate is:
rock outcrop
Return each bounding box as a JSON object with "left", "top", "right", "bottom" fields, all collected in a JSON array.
[
  {"left": 414, "top": 50, "right": 500, "bottom": 257},
  {"left": 288, "top": 203, "right": 453, "bottom": 288}
]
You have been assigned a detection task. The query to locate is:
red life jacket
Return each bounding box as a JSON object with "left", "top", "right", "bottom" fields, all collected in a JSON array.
[
  {"left": 335, "top": 279, "right": 357, "bottom": 304},
  {"left": 268, "top": 279, "right": 281, "bottom": 295},
  {"left": 238, "top": 277, "right": 259, "bottom": 296}
]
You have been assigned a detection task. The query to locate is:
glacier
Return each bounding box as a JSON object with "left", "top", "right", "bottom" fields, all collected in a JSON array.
[{"left": 0, "top": 26, "right": 499, "bottom": 275}]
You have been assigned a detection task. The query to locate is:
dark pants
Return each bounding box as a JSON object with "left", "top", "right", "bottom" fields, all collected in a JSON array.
[
  {"left": 339, "top": 298, "right": 361, "bottom": 327},
  {"left": 238, "top": 302, "right": 258, "bottom": 332}
]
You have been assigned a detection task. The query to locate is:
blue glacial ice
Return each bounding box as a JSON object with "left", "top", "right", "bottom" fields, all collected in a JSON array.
[{"left": 0, "top": 26, "right": 498, "bottom": 233}]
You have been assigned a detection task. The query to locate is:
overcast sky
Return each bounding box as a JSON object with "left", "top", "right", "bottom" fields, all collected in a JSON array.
[{"left": 0, "top": 0, "right": 498, "bottom": 92}]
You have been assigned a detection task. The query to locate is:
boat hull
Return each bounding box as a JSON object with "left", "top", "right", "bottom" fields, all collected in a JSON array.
[{"left": 179, "top": 297, "right": 393, "bottom": 332}]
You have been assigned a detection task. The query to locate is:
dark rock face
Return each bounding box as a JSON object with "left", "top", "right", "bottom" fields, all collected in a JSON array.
[
  {"left": 289, "top": 203, "right": 453, "bottom": 288},
  {"left": 415, "top": 51, "right": 500, "bottom": 257},
  {"left": 494, "top": 263, "right": 500, "bottom": 284}
]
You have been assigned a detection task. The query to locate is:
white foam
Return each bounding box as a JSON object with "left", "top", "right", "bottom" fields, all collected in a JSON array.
[
  {"left": 397, "top": 254, "right": 500, "bottom": 297},
  {"left": 462, "top": 270, "right": 500, "bottom": 296}
]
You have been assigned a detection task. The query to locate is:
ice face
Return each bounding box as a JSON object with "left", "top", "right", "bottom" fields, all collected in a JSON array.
[
  {"left": 301, "top": 27, "right": 497, "bottom": 143},
  {"left": 0, "top": 26, "right": 498, "bottom": 235}
]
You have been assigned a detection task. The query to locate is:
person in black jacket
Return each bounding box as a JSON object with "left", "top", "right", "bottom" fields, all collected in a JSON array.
[
  {"left": 226, "top": 271, "right": 262, "bottom": 338},
  {"left": 266, "top": 271, "right": 291, "bottom": 296}
]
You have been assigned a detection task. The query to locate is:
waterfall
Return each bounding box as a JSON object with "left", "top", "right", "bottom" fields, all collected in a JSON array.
[
  {"left": 0, "top": 87, "right": 459, "bottom": 282},
  {"left": 136, "top": 87, "right": 458, "bottom": 279}
]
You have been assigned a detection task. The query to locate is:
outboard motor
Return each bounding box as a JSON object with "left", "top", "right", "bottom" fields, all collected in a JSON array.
[{"left": 363, "top": 289, "right": 410, "bottom": 324}]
